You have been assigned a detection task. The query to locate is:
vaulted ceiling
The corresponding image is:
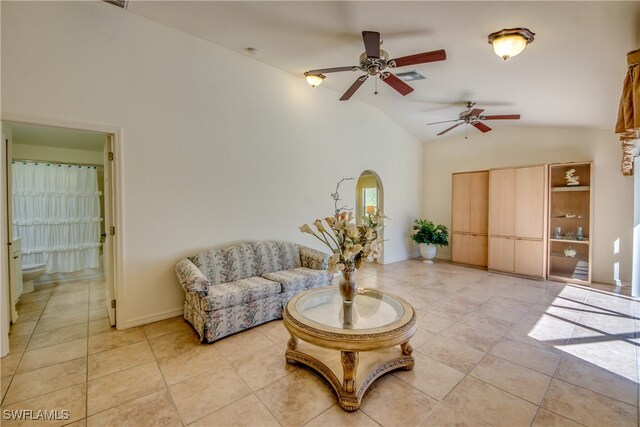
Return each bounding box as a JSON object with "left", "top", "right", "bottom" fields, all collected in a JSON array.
[{"left": 128, "top": 1, "right": 640, "bottom": 141}]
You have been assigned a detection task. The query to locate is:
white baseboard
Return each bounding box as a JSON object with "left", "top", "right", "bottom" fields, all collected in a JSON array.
[{"left": 118, "top": 307, "right": 184, "bottom": 330}]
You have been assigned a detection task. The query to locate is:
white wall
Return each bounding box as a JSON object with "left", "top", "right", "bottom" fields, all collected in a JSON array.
[
  {"left": 1, "top": 2, "right": 423, "bottom": 328},
  {"left": 422, "top": 126, "right": 633, "bottom": 285}
]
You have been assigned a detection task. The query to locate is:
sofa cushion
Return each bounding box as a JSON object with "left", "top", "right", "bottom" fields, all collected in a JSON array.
[
  {"left": 263, "top": 267, "right": 331, "bottom": 294},
  {"left": 188, "top": 241, "right": 302, "bottom": 285},
  {"left": 200, "top": 276, "right": 281, "bottom": 312},
  {"left": 254, "top": 241, "right": 302, "bottom": 275}
]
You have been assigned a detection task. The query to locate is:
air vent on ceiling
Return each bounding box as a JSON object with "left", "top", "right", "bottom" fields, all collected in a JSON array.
[
  {"left": 396, "top": 71, "right": 426, "bottom": 82},
  {"left": 103, "top": 0, "right": 128, "bottom": 9}
]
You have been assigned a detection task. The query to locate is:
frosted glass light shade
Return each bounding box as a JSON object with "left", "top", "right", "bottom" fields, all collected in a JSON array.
[
  {"left": 492, "top": 35, "right": 528, "bottom": 60},
  {"left": 305, "top": 73, "right": 325, "bottom": 87},
  {"left": 488, "top": 28, "right": 535, "bottom": 61}
]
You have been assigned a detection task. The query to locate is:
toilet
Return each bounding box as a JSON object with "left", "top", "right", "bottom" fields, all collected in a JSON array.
[{"left": 22, "top": 263, "right": 46, "bottom": 293}]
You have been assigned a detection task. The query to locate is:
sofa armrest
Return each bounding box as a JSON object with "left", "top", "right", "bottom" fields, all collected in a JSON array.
[
  {"left": 300, "top": 246, "right": 330, "bottom": 270},
  {"left": 175, "top": 258, "right": 210, "bottom": 296}
]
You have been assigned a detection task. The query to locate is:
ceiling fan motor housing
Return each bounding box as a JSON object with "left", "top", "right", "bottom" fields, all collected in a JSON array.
[{"left": 359, "top": 49, "right": 389, "bottom": 75}]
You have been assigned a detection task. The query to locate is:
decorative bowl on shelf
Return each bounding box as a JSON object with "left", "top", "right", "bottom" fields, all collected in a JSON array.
[{"left": 564, "top": 246, "right": 577, "bottom": 258}]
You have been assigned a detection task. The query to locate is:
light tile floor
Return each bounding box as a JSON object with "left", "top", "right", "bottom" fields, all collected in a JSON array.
[{"left": 1, "top": 260, "right": 638, "bottom": 426}]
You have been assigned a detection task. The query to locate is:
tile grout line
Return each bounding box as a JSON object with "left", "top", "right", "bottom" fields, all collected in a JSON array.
[
  {"left": 145, "top": 326, "right": 186, "bottom": 427},
  {"left": 1, "top": 284, "right": 54, "bottom": 407}
]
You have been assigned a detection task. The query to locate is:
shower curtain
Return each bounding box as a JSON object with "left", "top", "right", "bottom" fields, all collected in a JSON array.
[{"left": 12, "top": 162, "right": 102, "bottom": 274}]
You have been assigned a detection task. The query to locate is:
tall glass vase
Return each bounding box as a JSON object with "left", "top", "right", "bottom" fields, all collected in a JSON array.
[{"left": 339, "top": 269, "right": 358, "bottom": 303}]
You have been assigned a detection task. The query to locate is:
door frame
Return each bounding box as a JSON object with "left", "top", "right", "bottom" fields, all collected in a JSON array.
[
  {"left": 356, "top": 170, "right": 385, "bottom": 264},
  {"left": 1, "top": 112, "right": 124, "bottom": 337}
]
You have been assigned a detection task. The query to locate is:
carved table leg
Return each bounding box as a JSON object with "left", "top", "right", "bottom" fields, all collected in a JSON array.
[
  {"left": 287, "top": 335, "right": 298, "bottom": 351},
  {"left": 286, "top": 335, "right": 299, "bottom": 365},
  {"left": 341, "top": 351, "right": 359, "bottom": 394},
  {"left": 401, "top": 341, "right": 413, "bottom": 355},
  {"left": 400, "top": 341, "right": 414, "bottom": 370}
]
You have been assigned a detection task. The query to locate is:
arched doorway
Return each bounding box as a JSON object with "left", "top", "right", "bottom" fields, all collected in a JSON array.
[{"left": 355, "top": 170, "right": 384, "bottom": 263}]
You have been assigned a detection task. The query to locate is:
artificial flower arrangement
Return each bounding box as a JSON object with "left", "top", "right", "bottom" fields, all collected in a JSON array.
[{"left": 299, "top": 179, "right": 386, "bottom": 274}]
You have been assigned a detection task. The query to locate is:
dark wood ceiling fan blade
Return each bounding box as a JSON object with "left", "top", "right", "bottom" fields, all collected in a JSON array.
[
  {"left": 482, "top": 114, "right": 521, "bottom": 120},
  {"left": 427, "top": 119, "right": 459, "bottom": 126},
  {"left": 437, "top": 123, "right": 462, "bottom": 136},
  {"left": 340, "top": 76, "right": 368, "bottom": 101},
  {"left": 380, "top": 73, "right": 414, "bottom": 96},
  {"left": 307, "top": 66, "right": 357, "bottom": 74},
  {"left": 390, "top": 49, "right": 446, "bottom": 68},
  {"left": 473, "top": 122, "right": 492, "bottom": 133},
  {"left": 362, "top": 31, "right": 381, "bottom": 58},
  {"left": 469, "top": 108, "right": 485, "bottom": 117}
]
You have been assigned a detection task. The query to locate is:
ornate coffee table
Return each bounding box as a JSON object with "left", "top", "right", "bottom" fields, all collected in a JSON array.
[{"left": 283, "top": 286, "right": 416, "bottom": 411}]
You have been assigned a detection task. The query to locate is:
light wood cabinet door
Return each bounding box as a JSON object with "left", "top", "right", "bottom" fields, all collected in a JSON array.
[
  {"left": 469, "top": 234, "right": 488, "bottom": 267},
  {"left": 515, "top": 239, "right": 545, "bottom": 277},
  {"left": 488, "top": 236, "right": 515, "bottom": 272},
  {"left": 451, "top": 232, "right": 470, "bottom": 264},
  {"left": 515, "top": 166, "right": 545, "bottom": 239},
  {"left": 452, "top": 174, "right": 470, "bottom": 233},
  {"left": 469, "top": 172, "right": 489, "bottom": 234},
  {"left": 489, "top": 169, "right": 516, "bottom": 237}
]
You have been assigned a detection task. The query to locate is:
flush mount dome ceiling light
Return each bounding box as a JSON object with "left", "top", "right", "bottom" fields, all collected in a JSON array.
[
  {"left": 304, "top": 72, "right": 325, "bottom": 88},
  {"left": 488, "top": 28, "right": 535, "bottom": 60}
]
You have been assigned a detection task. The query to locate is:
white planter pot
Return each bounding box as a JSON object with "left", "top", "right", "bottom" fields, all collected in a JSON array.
[{"left": 419, "top": 243, "right": 437, "bottom": 264}]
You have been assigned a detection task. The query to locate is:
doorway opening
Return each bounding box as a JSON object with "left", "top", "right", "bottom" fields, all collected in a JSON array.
[
  {"left": 2, "top": 120, "right": 118, "bottom": 356},
  {"left": 356, "top": 170, "right": 384, "bottom": 263}
]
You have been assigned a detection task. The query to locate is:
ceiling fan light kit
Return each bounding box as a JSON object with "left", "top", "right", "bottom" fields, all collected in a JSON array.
[
  {"left": 304, "top": 30, "right": 446, "bottom": 100},
  {"left": 427, "top": 101, "right": 521, "bottom": 136},
  {"left": 488, "top": 28, "right": 535, "bottom": 60},
  {"left": 304, "top": 72, "right": 325, "bottom": 88}
]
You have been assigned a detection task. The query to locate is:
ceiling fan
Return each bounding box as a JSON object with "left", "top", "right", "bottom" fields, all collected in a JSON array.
[
  {"left": 427, "top": 102, "right": 521, "bottom": 136},
  {"left": 305, "top": 31, "right": 446, "bottom": 101}
]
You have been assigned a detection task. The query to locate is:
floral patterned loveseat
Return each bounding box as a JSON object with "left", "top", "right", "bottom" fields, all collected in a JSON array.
[{"left": 175, "top": 241, "right": 331, "bottom": 343}]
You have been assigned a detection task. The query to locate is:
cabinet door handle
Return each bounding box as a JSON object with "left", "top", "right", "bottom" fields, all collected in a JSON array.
[{"left": 13, "top": 255, "right": 18, "bottom": 259}]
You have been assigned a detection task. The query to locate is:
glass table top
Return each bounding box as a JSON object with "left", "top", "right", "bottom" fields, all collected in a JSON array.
[{"left": 295, "top": 287, "right": 405, "bottom": 330}]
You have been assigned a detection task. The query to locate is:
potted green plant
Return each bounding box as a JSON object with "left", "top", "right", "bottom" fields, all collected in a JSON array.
[{"left": 411, "top": 219, "right": 448, "bottom": 264}]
